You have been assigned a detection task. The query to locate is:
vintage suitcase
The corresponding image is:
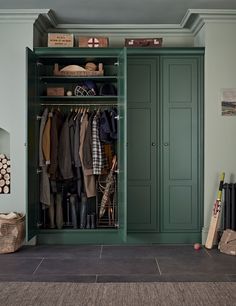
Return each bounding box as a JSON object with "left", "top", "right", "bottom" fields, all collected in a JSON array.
[
  {"left": 218, "top": 229, "right": 236, "bottom": 255},
  {"left": 48, "top": 33, "right": 74, "bottom": 47},
  {"left": 78, "top": 37, "right": 109, "bottom": 48},
  {"left": 125, "top": 38, "right": 162, "bottom": 48}
]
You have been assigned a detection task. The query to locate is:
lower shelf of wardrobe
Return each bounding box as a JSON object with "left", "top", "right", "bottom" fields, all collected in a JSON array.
[{"left": 37, "top": 228, "right": 123, "bottom": 245}]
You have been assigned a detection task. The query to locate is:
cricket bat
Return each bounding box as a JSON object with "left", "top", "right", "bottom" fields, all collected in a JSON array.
[{"left": 205, "top": 172, "right": 225, "bottom": 249}]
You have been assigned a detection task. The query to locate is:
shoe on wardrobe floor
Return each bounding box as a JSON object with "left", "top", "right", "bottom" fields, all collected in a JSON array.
[{"left": 86, "top": 215, "right": 91, "bottom": 229}]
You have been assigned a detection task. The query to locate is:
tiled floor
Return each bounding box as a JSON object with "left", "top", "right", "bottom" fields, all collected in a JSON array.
[{"left": 0, "top": 245, "right": 235, "bottom": 283}]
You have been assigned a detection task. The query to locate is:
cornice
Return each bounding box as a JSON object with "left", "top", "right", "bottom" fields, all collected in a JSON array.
[
  {"left": 1, "top": 9, "right": 236, "bottom": 37},
  {"left": 34, "top": 10, "right": 57, "bottom": 34},
  {"left": 181, "top": 9, "right": 236, "bottom": 35},
  {"left": 0, "top": 9, "right": 52, "bottom": 24},
  {"left": 49, "top": 24, "right": 192, "bottom": 37}
]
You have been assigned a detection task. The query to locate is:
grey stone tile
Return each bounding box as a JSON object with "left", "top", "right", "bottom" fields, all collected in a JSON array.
[
  {"left": 226, "top": 274, "right": 236, "bottom": 281},
  {"left": 97, "top": 273, "right": 230, "bottom": 283},
  {"left": 36, "top": 258, "right": 159, "bottom": 275},
  {"left": 157, "top": 255, "right": 236, "bottom": 275},
  {"left": 97, "top": 274, "right": 163, "bottom": 283},
  {"left": 4, "top": 245, "right": 101, "bottom": 259},
  {"left": 0, "top": 258, "right": 42, "bottom": 275},
  {"left": 159, "top": 274, "right": 230, "bottom": 282},
  {"left": 0, "top": 274, "right": 34, "bottom": 282},
  {"left": 102, "top": 245, "right": 209, "bottom": 259},
  {"left": 33, "top": 274, "right": 96, "bottom": 283},
  {"left": 0, "top": 274, "right": 96, "bottom": 283}
]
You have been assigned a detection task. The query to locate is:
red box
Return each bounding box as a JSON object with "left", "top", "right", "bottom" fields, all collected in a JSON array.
[{"left": 78, "top": 37, "right": 109, "bottom": 48}]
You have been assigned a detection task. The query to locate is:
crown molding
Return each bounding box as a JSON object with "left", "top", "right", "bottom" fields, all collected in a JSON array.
[
  {"left": 1, "top": 9, "right": 236, "bottom": 37},
  {"left": 181, "top": 9, "right": 236, "bottom": 35},
  {"left": 48, "top": 23, "right": 192, "bottom": 37},
  {"left": 0, "top": 9, "right": 53, "bottom": 24},
  {"left": 34, "top": 10, "right": 57, "bottom": 34}
]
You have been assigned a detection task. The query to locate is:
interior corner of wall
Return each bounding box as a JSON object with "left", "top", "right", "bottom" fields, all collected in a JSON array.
[{"left": 201, "top": 226, "right": 208, "bottom": 244}]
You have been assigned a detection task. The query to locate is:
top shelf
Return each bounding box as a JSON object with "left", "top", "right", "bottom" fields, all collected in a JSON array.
[{"left": 39, "top": 76, "right": 118, "bottom": 82}]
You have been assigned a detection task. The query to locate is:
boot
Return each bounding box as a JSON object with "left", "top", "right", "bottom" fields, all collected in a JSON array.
[
  {"left": 56, "top": 193, "right": 64, "bottom": 229},
  {"left": 90, "top": 214, "right": 96, "bottom": 229},
  {"left": 70, "top": 194, "right": 78, "bottom": 229},
  {"left": 86, "top": 215, "right": 91, "bottom": 229},
  {"left": 49, "top": 194, "right": 55, "bottom": 229},
  {"left": 79, "top": 194, "right": 87, "bottom": 229}
]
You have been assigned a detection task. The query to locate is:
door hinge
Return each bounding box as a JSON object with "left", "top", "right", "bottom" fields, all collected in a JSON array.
[{"left": 36, "top": 169, "right": 42, "bottom": 174}]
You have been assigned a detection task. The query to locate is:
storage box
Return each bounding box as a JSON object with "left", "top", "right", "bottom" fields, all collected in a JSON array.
[
  {"left": 125, "top": 38, "right": 162, "bottom": 48},
  {"left": 78, "top": 37, "right": 109, "bottom": 48},
  {"left": 48, "top": 33, "right": 74, "bottom": 47},
  {"left": 47, "top": 87, "right": 65, "bottom": 96}
]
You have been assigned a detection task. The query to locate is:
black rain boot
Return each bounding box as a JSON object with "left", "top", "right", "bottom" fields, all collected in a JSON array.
[
  {"left": 70, "top": 194, "right": 78, "bottom": 229},
  {"left": 86, "top": 215, "right": 91, "bottom": 229},
  {"left": 49, "top": 193, "right": 55, "bottom": 229},
  {"left": 56, "top": 193, "right": 64, "bottom": 229},
  {"left": 90, "top": 214, "right": 96, "bottom": 229},
  {"left": 79, "top": 194, "right": 87, "bottom": 229}
]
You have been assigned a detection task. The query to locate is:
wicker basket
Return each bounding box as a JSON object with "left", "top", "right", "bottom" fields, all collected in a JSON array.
[
  {"left": 0, "top": 213, "right": 25, "bottom": 254},
  {"left": 53, "top": 63, "right": 104, "bottom": 76}
]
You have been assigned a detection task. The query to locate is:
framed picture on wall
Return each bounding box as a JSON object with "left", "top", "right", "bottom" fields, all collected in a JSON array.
[{"left": 221, "top": 88, "right": 236, "bottom": 116}]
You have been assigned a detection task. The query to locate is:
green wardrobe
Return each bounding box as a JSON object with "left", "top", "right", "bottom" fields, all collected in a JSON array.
[
  {"left": 127, "top": 48, "right": 204, "bottom": 243},
  {"left": 27, "top": 47, "right": 204, "bottom": 244}
]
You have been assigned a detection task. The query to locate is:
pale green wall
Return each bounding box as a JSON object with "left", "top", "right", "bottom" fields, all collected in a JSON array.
[
  {"left": 1, "top": 12, "right": 236, "bottom": 246},
  {"left": 0, "top": 22, "right": 33, "bottom": 212},
  {"left": 201, "top": 22, "right": 236, "bottom": 242},
  {"left": 0, "top": 128, "right": 10, "bottom": 158}
]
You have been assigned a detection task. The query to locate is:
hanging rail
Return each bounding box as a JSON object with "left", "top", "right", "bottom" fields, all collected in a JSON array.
[{"left": 40, "top": 103, "right": 117, "bottom": 106}]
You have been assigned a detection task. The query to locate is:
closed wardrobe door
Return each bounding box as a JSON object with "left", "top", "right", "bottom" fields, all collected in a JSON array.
[
  {"left": 127, "top": 57, "right": 159, "bottom": 231},
  {"left": 161, "top": 56, "right": 202, "bottom": 232}
]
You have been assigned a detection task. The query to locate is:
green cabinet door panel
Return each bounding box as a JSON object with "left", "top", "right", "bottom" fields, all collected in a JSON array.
[
  {"left": 127, "top": 57, "right": 158, "bottom": 231},
  {"left": 128, "top": 108, "right": 151, "bottom": 180},
  {"left": 161, "top": 56, "right": 201, "bottom": 232}
]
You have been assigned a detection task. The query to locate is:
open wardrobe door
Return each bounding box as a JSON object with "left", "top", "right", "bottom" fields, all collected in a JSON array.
[
  {"left": 26, "top": 47, "right": 40, "bottom": 241},
  {"left": 117, "top": 48, "right": 127, "bottom": 242}
]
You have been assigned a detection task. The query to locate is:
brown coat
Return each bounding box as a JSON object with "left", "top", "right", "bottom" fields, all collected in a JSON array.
[
  {"left": 42, "top": 114, "right": 51, "bottom": 165},
  {"left": 79, "top": 113, "right": 96, "bottom": 197}
]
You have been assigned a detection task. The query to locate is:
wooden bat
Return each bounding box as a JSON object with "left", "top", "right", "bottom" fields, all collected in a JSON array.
[{"left": 205, "top": 172, "right": 225, "bottom": 249}]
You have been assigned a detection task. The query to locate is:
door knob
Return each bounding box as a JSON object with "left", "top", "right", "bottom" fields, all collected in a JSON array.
[
  {"left": 151, "top": 142, "right": 156, "bottom": 146},
  {"left": 163, "top": 143, "right": 169, "bottom": 146}
]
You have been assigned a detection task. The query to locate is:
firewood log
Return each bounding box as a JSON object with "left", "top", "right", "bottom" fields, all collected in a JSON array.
[
  {"left": 0, "top": 169, "right": 6, "bottom": 175},
  {"left": 3, "top": 185, "right": 9, "bottom": 193},
  {"left": 0, "top": 179, "right": 5, "bottom": 187}
]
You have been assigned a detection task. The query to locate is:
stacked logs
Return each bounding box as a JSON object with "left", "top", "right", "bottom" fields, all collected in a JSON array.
[{"left": 0, "top": 154, "right": 10, "bottom": 194}]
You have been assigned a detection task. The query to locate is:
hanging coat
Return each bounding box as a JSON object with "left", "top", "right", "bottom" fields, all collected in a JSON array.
[
  {"left": 79, "top": 113, "right": 96, "bottom": 198},
  {"left": 39, "top": 108, "right": 50, "bottom": 206}
]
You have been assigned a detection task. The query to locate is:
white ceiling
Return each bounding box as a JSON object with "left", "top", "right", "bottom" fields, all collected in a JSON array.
[{"left": 1, "top": 0, "right": 236, "bottom": 24}]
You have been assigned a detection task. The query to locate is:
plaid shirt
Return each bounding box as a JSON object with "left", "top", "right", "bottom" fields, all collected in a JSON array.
[{"left": 92, "top": 114, "right": 107, "bottom": 175}]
